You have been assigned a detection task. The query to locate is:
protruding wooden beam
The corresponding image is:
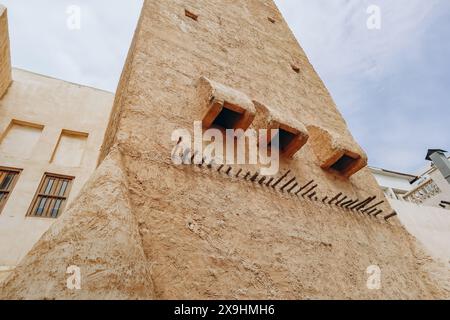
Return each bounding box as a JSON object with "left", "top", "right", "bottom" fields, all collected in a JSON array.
[
  {"left": 350, "top": 197, "right": 375, "bottom": 211},
  {"left": 328, "top": 193, "right": 342, "bottom": 205},
  {"left": 335, "top": 196, "right": 347, "bottom": 206},
  {"left": 384, "top": 211, "right": 397, "bottom": 221},
  {"left": 361, "top": 201, "right": 384, "bottom": 213},
  {"left": 343, "top": 199, "right": 359, "bottom": 209},
  {"left": 373, "top": 210, "right": 383, "bottom": 217},
  {"left": 266, "top": 177, "right": 274, "bottom": 186},
  {"left": 207, "top": 159, "right": 215, "bottom": 169},
  {"left": 258, "top": 176, "right": 267, "bottom": 185},
  {"left": 297, "top": 180, "right": 314, "bottom": 193},
  {"left": 197, "top": 157, "right": 206, "bottom": 167},
  {"left": 250, "top": 172, "right": 259, "bottom": 182},
  {"left": 190, "top": 150, "right": 199, "bottom": 164},
  {"left": 301, "top": 184, "right": 318, "bottom": 197},
  {"left": 322, "top": 196, "right": 328, "bottom": 203},
  {"left": 308, "top": 191, "right": 317, "bottom": 200},
  {"left": 217, "top": 165, "right": 224, "bottom": 172},
  {"left": 225, "top": 167, "right": 232, "bottom": 175},
  {"left": 287, "top": 183, "right": 298, "bottom": 193},
  {"left": 272, "top": 170, "right": 291, "bottom": 188},
  {"left": 236, "top": 169, "right": 242, "bottom": 178},
  {"left": 280, "top": 177, "right": 296, "bottom": 191},
  {"left": 340, "top": 199, "right": 354, "bottom": 208},
  {"left": 244, "top": 172, "right": 250, "bottom": 180}
]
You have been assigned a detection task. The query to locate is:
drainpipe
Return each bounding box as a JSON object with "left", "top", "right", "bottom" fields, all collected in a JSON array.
[{"left": 426, "top": 149, "right": 450, "bottom": 184}]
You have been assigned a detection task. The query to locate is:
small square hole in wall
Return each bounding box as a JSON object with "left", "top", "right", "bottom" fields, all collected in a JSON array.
[
  {"left": 330, "top": 153, "right": 359, "bottom": 174},
  {"left": 212, "top": 105, "right": 244, "bottom": 130},
  {"left": 200, "top": 77, "right": 256, "bottom": 131},
  {"left": 291, "top": 65, "right": 300, "bottom": 73},
  {"left": 270, "top": 129, "right": 297, "bottom": 153},
  {"left": 278, "top": 129, "right": 297, "bottom": 152},
  {"left": 185, "top": 9, "right": 198, "bottom": 21}
]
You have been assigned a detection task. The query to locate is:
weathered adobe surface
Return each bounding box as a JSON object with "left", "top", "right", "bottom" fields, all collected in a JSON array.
[
  {"left": 0, "top": 5, "right": 12, "bottom": 98},
  {"left": 0, "top": 150, "right": 155, "bottom": 299},
  {"left": 1, "top": 0, "right": 448, "bottom": 299}
]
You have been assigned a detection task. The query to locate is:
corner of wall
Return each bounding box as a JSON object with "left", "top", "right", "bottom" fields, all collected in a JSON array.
[
  {"left": 0, "top": 5, "right": 12, "bottom": 99},
  {"left": 97, "top": 3, "right": 145, "bottom": 166}
]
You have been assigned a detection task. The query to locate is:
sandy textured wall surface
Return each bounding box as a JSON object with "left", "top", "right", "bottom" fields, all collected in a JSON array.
[
  {"left": 0, "top": 5, "right": 12, "bottom": 98},
  {"left": 1, "top": 0, "right": 448, "bottom": 299}
]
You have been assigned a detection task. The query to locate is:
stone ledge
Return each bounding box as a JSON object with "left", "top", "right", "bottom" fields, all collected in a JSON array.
[
  {"left": 199, "top": 77, "right": 256, "bottom": 130},
  {"left": 253, "top": 100, "right": 309, "bottom": 158},
  {"left": 307, "top": 125, "right": 368, "bottom": 178}
]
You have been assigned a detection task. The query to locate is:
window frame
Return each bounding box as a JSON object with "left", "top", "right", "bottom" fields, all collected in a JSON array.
[
  {"left": 26, "top": 172, "right": 74, "bottom": 219},
  {"left": 0, "top": 166, "right": 22, "bottom": 215}
]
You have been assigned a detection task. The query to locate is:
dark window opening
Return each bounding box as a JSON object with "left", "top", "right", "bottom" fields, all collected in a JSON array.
[
  {"left": 330, "top": 154, "right": 359, "bottom": 174},
  {"left": 268, "top": 17, "right": 276, "bottom": 23},
  {"left": 0, "top": 168, "right": 21, "bottom": 215},
  {"left": 269, "top": 129, "right": 297, "bottom": 153},
  {"left": 279, "top": 129, "right": 297, "bottom": 152},
  {"left": 291, "top": 65, "right": 300, "bottom": 73},
  {"left": 185, "top": 9, "right": 198, "bottom": 21},
  {"left": 212, "top": 107, "right": 243, "bottom": 130},
  {"left": 27, "top": 173, "right": 74, "bottom": 219}
]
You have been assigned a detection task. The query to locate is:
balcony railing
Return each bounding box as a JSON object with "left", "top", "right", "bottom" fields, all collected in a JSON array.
[{"left": 403, "top": 179, "right": 441, "bottom": 204}]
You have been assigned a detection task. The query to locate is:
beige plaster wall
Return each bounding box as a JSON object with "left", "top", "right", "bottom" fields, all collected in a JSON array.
[{"left": 0, "top": 69, "right": 114, "bottom": 267}]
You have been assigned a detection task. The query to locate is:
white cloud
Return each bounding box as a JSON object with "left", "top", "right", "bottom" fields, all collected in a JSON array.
[
  {"left": 276, "top": 0, "right": 440, "bottom": 80},
  {"left": 276, "top": 0, "right": 450, "bottom": 172},
  {"left": 3, "top": 0, "right": 143, "bottom": 91}
]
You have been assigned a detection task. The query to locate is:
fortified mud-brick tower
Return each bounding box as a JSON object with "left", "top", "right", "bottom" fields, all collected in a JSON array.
[{"left": 1, "top": 0, "right": 448, "bottom": 299}]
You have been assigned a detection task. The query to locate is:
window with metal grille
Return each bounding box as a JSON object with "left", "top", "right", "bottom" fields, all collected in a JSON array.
[
  {"left": 0, "top": 167, "right": 21, "bottom": 214},
  {"left": 27, "top": 173, "right": 74, "bottom": 219}
]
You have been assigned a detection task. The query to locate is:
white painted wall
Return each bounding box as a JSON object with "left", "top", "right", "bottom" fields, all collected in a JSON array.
[
  {"left": 422, "top": 169, "right": 450, "bottom": 207},
  {"left": 372, "top": 172, "right": 412, "bottom": 193},
  {"left": 390, "top": 199, "right": 450, "bottom": 267}
]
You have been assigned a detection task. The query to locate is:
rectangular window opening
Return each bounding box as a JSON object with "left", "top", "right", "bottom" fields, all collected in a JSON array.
[
  {"left": 278, "top": 129, "right": 297, "bottom": 153},
  {"left": 330, "top": 154, "right": 359, "bottom": 174},
  {"left": 27, "top": 173, "right": 74, "bottom": 219},
  {"left": 211, "top": 104, "right": 245, "bottom": 130},
  {"left": 0, "top": 167, "right": 21, "bottom": 215},
  {"left": 269, "top": 129, "right": 297, "bottom": 154}
]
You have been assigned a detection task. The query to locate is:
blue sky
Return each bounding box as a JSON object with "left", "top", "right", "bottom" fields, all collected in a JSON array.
[{"left": 2, "top": 0, "right": 449, "bottom": 173}]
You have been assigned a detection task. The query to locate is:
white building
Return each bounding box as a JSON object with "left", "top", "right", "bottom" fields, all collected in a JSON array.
[
  {"left": 369, "top": 154, "right": 450, "bottom": 268},
  {"left": 369, "top": 166, "right": 416, "bottom": 200},
  {"left": 370, "top": 155, "right": 450, "bottom": 210}
]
